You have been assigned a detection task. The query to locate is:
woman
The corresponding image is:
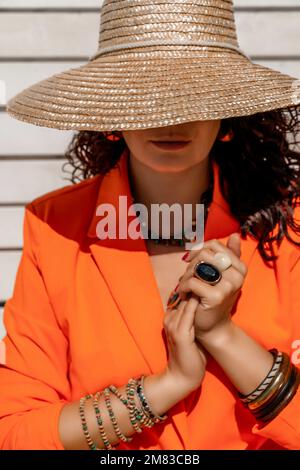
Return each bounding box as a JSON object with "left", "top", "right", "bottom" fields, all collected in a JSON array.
[{"left": 1, "top": 0, "right": 300, "bottom": 450}]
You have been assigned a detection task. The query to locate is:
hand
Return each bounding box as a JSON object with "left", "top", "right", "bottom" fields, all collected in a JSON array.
[
  {"left": 178, "top": 233, "right": 248, "bottom": 341},
  {"left": 163, "top": 295, "right": 207, "bottom": 393}
]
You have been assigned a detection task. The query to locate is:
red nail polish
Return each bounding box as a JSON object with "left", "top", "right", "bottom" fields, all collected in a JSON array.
[
  {"left": 174, "top": 283, "right": 179, "bottom": 291},
  {"left": 182, "top": 252, "right": 189, "bottom": 261}
]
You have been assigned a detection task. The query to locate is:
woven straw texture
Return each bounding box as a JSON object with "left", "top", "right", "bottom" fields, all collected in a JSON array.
[{"left": 6, "top": 0, "right": 300, "bottom": 132}]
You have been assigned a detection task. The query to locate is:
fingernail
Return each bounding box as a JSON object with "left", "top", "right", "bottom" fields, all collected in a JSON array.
[
  {"left": 174, "top": 283, "right": 179, "bottom": 292},
  {"left": 167, "top": 291, "right": 181, "bottom": 309},
  {"left": 182, "top": 252, "right": 190, "bottom": 261}
]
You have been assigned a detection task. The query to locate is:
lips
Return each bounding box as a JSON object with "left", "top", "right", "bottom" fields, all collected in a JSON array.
[
  {"left": 152, "top": 138, "right": 190, "bottom": 143},
  {"left": 150, "top": 141, "right": 191, "bottom": 151}
]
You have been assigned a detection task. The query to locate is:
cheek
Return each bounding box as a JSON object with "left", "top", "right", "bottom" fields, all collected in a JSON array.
[
  {"left": 122, "top": 135, "right": 149, "bottom": 163},
  {"left": 201, "top": 121, "right": 221, "bottom": 145},
  {"left": 206, "top": 122, "right": 221, "bottom": 146},
  {"left": 122, "top": 131, "right": 147, "bottom": 152}
]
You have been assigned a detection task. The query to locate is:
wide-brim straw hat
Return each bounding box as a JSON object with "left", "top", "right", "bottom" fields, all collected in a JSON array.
[{"left": 6, "top": 0, "right": 300, "bottom": 132}]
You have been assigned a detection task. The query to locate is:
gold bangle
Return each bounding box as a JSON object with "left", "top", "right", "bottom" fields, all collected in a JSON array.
[
  {"left": 248, "top": 353, "right": 291, "bottom": 411},
  {"left": 250, "top": 360, "right": 292, "bottom": 413},
  {"left": 257, "top": 366, "right": 300, "bottom": 423},
  {"left": 253, "top": 362, "right": 294, "bottom": 419},
  {"left": 239, "top": 349, "right": 281, "bottom": 404}
]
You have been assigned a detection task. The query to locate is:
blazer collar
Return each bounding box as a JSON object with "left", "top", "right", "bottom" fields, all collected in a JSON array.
[
  {"left": 86, "top": 147, "right": 258, "bottom": 449},
  {"left": 87, "top": 146, "right": 240, "bottom": 240},
  {"left": 86, "top": 145, "right": 258, "bottom": 372}
]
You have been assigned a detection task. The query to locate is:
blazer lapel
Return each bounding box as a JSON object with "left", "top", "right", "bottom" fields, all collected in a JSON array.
[
  {"left": 87, "top": 148, "right": 168, "bottom": 376},
  {"left": 86, "top": 147, "right": 258, "bottom": 449}
]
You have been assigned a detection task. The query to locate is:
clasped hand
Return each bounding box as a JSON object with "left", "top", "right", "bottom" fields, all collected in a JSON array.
[
  {"left": 179, "top": 233, "right": 248, "bottom": 338},
  {"left": 163, "top": 233, "right": 248, "bottom": 392}
]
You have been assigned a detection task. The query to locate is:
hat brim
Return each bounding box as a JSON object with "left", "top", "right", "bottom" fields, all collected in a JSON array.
[{"left": 6, "top": 46, "right": 300, "bottom": 132}]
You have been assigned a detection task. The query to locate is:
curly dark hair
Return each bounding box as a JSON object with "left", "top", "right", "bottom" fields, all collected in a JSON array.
[{"left": 62, "top": 105, "right": 300, "bottom": 262}]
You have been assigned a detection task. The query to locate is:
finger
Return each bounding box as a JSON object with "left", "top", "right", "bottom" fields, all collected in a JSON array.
[
  {"left": 184, "top": 239, "right": 224, "bottom": 263},
  {"left": 165, "top": 297, "right": 186, "bottom": 317},
  {"left": 179, "top": 275, "right": 242, "bottom": 308},
  {"left": 180, "top": 276, "right": 216, "bottom": 302},
  {"left": 179, "top": 247, "right": 218, "bottom": 282},
  {"left": 180, "top": 247, "right": 243, "bottom": 287},
  {"left": 181, "top": 260, "right": 245, "bottom": 295},
  {"left": 220, "top": 267, "right": 245, "bottom": 293},
  {"left": 205, "top": 238, "right": 243, "bottom": 271},
  {"left": 176, "top": 295, "right": 199, "bottom": 333},
  {"left": 165, "top": 299, "right": 187, "bottom": 331},
  {"left": 200, "top": 248, "right": 234, "bottom": 273},
  {"left": 227, "top": 233, "right": 241, "bottom": 258},
  {"left": 186, "top": 238, "right": 247, "bottom": 277}
]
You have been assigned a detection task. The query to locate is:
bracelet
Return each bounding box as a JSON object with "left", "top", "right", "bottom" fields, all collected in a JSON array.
[
  {"left": 132, "top": 377, "right": 160, "bottom": 429},
  {"left": 251, "top": 358, "right": 293, "bottom": 417},
  {"left": 136, "top": 375, "right": 168, "bottom": 423},
  {"left": 254, "top": 364, "right": 298, "bottom": 421},
  {"left": 109, "top": 376, "right": 167, "bottom": 430},
  {"left": 93, "top": 391, "right": 116, "bottom": 450},
  {"left": 126, "top": 378, "right": 146, "bottom": 433},
  {"left": 79, "top": 375, "right": 168, "bottom": 451},
  {"left": 238, "top": 349, "right": 282, "bottom": 404},
  {"left": 103, "top": 387, "right": 133, "bottom": 443},
  {"left": 248, "top": 352, "right": 291, "bottom": 410},
  {"left": 109, "top": 379, "right": 146, "bottom": 433},
  {"left": 258, "top": 367, "right": 300, "bottom": 423},
  {"left": 79, "top": 394, "right": 101, "bottom": 450},
  {"left": 238, "top": 348, "right": 300, "bottom": 425}
]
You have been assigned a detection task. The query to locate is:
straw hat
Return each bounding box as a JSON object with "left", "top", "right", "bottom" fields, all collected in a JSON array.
[{"left": 6, "top": 0, "right": 300, "bottom": 132}]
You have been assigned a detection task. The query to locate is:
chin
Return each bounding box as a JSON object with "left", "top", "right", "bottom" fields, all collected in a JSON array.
[
  {"left": 148, "top": 159, "right": 192, "bottom": 173},
  {"left": 150, "top": 152, "right": 201, "bottom": 172}
]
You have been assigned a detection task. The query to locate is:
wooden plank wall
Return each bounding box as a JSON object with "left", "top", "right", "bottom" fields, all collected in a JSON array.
[{"left": 0, "top": 0, "right": 300, "bottom": 338}]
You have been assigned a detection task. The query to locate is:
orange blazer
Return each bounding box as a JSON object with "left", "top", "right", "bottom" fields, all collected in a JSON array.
[{"left": 1, "top": 146, "right": 300, "bottom": 450}]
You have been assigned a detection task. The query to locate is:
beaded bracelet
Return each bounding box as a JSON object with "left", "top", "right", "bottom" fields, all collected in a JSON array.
[
  {"left": 109, "top": 376, "right": 164, "bottom": 431},
  {"left": 130, "top": 379, "right": 157, "bottom": 429},
  {"left": 127, "top": 377, "right": 162, "bottom": 429},
  {"left": 93, "top": 391, "right": 117, "bottom": 450},
  {"left": 79, "top": 375, "right": 169, "bottom": 451},
  {"left": 126, "top": 378, "right": 147, "bottom": 433},
  {"left": 136, "top": 375, "right": 168, "bottom": 424},
  {"left": 79, "top": 394, "right": 102, "bottom": 450},
  {"left": 103, "top": 387, "right": 133, "bottom": 443},
  {"left": 109, "top": 380, "right": 147, "bottom": 433}
]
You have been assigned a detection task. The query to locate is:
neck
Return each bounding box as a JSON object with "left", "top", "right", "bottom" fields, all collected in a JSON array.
[{"left": 127, "top": 151, "right": 211, "bottom": 229}]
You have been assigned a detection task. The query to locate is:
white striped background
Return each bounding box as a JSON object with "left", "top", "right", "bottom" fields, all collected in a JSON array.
[{"left": 0, "top": 0, "right": 300, "bottom": 338}]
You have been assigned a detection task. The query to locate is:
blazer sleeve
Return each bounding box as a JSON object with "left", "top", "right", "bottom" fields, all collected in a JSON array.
[
  {"left": 0, "top": 203, "right": 71, "bottom": 450},
  {"left": 250, "top": 248, "right": 300, "bottom": 449}
]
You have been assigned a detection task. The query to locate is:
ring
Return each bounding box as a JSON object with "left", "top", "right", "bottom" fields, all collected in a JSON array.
[
  {"left": 212, "top": 252, "right": 232, "bottom": 271},
  {"left": 193, "top": 261, "right": 222, "bottom": 286}
]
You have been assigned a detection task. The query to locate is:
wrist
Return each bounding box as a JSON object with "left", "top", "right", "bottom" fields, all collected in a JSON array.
[
  {"left": 161, "top": 367, "right": 200, "bottom": 397},
  {"left": 140, "top": 370, "right": 189, "bottom": 419},
  {"left": 196, "top": 320, "right": 237, "bottom": 350}
]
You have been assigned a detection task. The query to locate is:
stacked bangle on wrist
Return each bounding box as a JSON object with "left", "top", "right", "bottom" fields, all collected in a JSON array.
[
  {"left": 79, "top": 394, "right": 102, "bottom": 450},
  {"left": 239, "top": 349, "right": 283, "bottom": 405},
  {"left": 93, "top": 391, "right": 117, "bottom": 450},
  {"left": 238, "top": 349, "right": 300, "bottom": 424},
  {"left": 78, "top": 374, "right": 169, "bottom": 450},
  {"left": 136, "top": 375, "right": 168, "bottom": 424}
]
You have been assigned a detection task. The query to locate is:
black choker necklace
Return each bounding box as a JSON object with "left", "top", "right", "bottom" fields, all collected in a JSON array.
[{"left": 131, "top": 169, "right": 214, "bottom": 247}]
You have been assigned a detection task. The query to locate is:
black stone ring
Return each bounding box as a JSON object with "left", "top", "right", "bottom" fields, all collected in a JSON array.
[{"left": 193, "top": 261, "right": 222, "bottom": 286}]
